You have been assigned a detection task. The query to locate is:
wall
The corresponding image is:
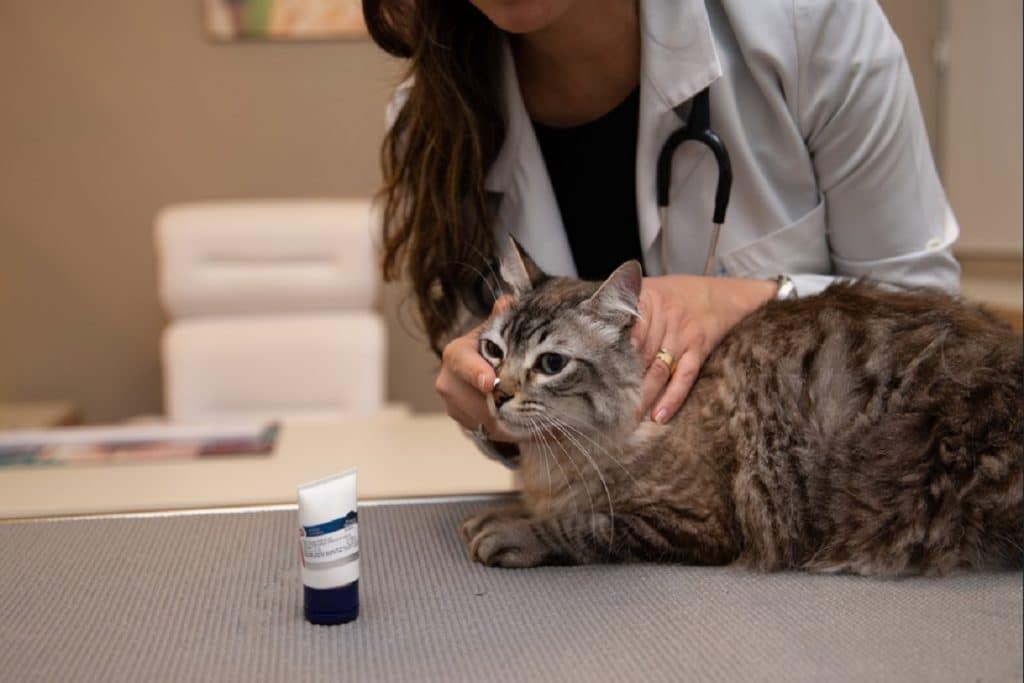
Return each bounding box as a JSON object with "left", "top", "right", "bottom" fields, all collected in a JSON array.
[
  {"left": 941, "top": 0, "right": 1023, "bottom": 255},
  {"left": 877, "top": 0, "right": 941, "bottom": 161},
  {"left": 0, "top": 1, "right": 442, "bottom": 422}
]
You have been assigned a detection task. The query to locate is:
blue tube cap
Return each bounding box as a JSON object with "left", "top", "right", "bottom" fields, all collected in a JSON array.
[{"left": 304, "top": 580, "right": 359, "bottom": 625}]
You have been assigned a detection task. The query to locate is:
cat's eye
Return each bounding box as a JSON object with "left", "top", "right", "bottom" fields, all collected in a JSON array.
[
  {"left": 481, "top": 338, "right": 504, "bottom": 361},
  {"left": 535, "top": 352, "right": 568, "bottom": 376}
]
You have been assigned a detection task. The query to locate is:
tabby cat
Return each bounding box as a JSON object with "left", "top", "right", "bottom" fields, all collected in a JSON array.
[{"left": 459, "top": 244, "right": 1023, "bottom": 575}]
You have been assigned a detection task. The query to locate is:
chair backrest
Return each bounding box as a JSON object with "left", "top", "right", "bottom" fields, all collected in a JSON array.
[
  {"left": 156, "top": 200, "right": 376, "bottom": 317},
  {"left": 155, "top": 199, "right": 386, "bottom": 422}
]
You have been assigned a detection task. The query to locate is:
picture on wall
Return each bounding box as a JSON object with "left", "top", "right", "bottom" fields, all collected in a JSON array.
[{"left": 204, "top": 0, "right": 367, "bottom": 41}]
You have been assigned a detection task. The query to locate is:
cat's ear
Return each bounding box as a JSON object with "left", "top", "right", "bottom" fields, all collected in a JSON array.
[
  {"left": 585, "top": 260, "right": 643, "bottom": 326},
  {"left": 498, "top": 236, "right": 547, "bottom": 296}
]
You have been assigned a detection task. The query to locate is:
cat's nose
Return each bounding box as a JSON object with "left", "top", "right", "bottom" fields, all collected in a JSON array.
[{"left": 493, "top": 387, "right": 513, "bottom": 410}]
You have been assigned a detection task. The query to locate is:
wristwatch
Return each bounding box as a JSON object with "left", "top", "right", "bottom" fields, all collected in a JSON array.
[{"left": 775, "top": 274, "right": 798, "bottom": 300}]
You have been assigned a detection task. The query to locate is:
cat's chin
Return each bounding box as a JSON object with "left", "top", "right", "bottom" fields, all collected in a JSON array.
[
  {"left": 498, "top": 413, "right": 621, "bottom": 445},
  {"left": 491, "top": 417, "right": 533, "bottom": 441}
]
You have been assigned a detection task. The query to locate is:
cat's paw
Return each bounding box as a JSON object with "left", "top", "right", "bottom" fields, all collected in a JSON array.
[{"left": 459, "top": 513, "right": 547, "bottom": 568}]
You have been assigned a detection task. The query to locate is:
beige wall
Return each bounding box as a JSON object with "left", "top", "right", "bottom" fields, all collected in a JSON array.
[
  {"left": 877, "top": 0, "right": 942, "bottom": 161},
  {"left": 0, "top": 2, "right": 1012, "bottom": 425},
  {"left": 0, "top": 2, "right": 444, "bottom": 422},
  {"left": 941, "top": 0, "right": 1023, "bottom": 255}
]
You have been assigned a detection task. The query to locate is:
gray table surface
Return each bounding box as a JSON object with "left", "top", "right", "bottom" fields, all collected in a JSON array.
[{"left": 0, "top": 499, "right": 1020, "bottom": 682}]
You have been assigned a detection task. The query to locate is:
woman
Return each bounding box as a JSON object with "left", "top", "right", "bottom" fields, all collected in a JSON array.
[{"left": 363, "top": 0, "right": 960, "bottom": 460}]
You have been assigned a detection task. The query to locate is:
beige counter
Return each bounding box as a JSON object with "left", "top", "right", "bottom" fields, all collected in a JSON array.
[{"left": 0, "top": 413, "right": 516, "bottom": 520}]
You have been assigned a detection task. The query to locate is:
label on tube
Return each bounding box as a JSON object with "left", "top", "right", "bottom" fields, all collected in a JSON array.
[{"left": 298, "top": 468, "right": 359, "bottom": 624}]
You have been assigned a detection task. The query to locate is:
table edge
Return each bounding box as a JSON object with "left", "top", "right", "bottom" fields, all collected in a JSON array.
[{"left": 0, "top": 492, "right": 514, "bottom": 525}]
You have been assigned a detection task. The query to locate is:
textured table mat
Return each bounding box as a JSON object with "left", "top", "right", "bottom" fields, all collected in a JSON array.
[{"left": 0, "top": 500, "right": 1020, "bottom": 682}]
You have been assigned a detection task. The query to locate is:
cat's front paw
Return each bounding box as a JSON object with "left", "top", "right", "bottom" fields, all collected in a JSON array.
[{"left": 460, "top": 513, "right": 547, "bottom": 568}]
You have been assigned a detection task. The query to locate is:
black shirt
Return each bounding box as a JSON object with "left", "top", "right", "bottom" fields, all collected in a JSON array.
[{"left": 532, "top": 87, "right": 644, "bottom": 281}]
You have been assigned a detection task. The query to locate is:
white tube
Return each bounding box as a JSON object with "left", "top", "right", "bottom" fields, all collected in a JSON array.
[{"left": 297, "top": 468, "right": 359, "bottom": 624}]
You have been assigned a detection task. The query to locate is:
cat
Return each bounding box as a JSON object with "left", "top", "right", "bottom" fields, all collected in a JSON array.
[{"left": 459, "top": 243, "right": 1023, "bottom": 576}]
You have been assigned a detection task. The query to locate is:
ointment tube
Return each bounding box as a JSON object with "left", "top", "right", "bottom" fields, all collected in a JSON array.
[{"left": 297, "top": 469, "right": 359, "bottom": 625}]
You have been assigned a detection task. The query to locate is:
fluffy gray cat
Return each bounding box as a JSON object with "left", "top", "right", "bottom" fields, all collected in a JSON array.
[{"left": 460, "top": 244, "right": 1023, "bottom": 575}]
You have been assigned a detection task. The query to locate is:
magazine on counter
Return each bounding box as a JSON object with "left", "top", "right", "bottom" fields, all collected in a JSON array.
[{"left": 0, "top": 421, "right": 279, "bottom": 467}]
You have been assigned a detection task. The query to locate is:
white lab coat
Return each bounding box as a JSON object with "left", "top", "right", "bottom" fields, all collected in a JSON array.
[{"left": 388, "top": 0, "right": 961, "bottom": 296}]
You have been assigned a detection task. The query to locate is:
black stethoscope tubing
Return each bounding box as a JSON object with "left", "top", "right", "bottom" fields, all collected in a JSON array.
[{"left": 655, "top": 86, "right": 733, "bottom": 275}]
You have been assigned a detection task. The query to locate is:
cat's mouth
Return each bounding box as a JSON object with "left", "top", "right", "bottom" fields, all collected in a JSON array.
[{"left": 486, "top": 393, "right": 538, "bottom": 439}]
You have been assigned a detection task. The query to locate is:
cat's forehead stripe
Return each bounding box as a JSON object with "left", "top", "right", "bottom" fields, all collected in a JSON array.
[
  {"left": 504, "top": 284, "right": 594, "bottom": 347},
  {"left": 509, "top": 312, "right": 556, "bottom": 347}
]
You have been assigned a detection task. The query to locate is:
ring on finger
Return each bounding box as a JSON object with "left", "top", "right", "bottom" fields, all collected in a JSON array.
[{"left": 654, "top": 348, "right": 677, "bottom": 373}]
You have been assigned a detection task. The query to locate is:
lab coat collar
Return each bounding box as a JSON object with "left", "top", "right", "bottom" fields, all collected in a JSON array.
[
  {"left": 484, "top": 0, "right": 723, "bottom": 274},
  {"left": 483, "top": 40, "right": 525, "bottom": 199},
  {"left": 638, "top": 0, "right": 722, "bottom": 110},
  {"left": 635, "top": 0, "right": 722, "bottom": 267}
]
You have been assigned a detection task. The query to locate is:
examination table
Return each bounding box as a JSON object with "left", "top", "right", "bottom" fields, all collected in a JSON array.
[{"left": 1, "top": 498, "right": 1020, "bottom": 682}]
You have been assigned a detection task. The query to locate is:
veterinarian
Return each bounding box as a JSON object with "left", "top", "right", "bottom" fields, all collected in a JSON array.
[{"left": 363, "top": 0, "right": 960, "bottom": 459}]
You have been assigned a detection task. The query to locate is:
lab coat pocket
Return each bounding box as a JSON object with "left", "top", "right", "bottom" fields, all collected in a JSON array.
[{"left": 720, "top": 201, "right": 828, "bottom": 278}]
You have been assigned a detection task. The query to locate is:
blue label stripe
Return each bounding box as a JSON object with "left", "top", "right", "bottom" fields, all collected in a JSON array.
[{"left": 303, "top": 510, "right": 357, "bottom": 537}]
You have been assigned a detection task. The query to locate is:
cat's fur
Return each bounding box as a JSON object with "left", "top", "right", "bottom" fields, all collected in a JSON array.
[{"left": 460, "top": 247, "right": 1023, "bottom": 576}]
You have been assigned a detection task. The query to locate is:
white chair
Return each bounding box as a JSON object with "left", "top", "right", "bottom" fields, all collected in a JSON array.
[{"left": 155, "top": 199, "right": 386, "bottom": 422}]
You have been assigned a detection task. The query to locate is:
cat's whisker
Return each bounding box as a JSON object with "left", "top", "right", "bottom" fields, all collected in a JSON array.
[
  {"left": 535, "top": 414, "right": 595, "bottom": 527},
  {"left": 527, "top": 416, "right": 576, "bottom": 515},
  {"left": 544, "top": 442, "right": 554, "bottom": 501},
  {"left": 448, "top": 259, "right": 503, "bottom": 307},
  {"left": 537, "top": 416, "right": 603, "bottom": 539},
  {"left": 521, "top": 419, "right": 548, "bottom": 509},
  {"left": 465, "top": 242, "right": 509, "bottom": 301},
  {"left": 991, "top": 531, "right": 1023, "bottom": 555},
  {"left": 535, "top": 413, "right": 613, "bottom": 553},
  {"left": 528, "top": 419, "right": 554, "bottom": 500},
  {"left": 541, "top": 410, "right": 637, "bottom": 541},
  {"left": 532, "top": 420, "right": 558, "bottom": 508},
  {"left": 560, "top": 438, "right": 597, "bottom": 529},
  {"left": 545, "top": 414, "right": 642, "bottom": 490}
]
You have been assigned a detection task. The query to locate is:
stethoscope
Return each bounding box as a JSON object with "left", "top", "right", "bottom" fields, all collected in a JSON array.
[{"left": 656, "top": 86, "right": 733, "bottom": 276}]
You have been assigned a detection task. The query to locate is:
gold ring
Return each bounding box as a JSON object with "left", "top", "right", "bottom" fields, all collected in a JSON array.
[{"left": 654, "top": 348, "right": 676, "bottom": 372}]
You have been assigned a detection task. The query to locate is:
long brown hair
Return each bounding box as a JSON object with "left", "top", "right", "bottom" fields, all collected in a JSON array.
[{"left": 363, "top": 0, "right": 506, "bottom": 355}]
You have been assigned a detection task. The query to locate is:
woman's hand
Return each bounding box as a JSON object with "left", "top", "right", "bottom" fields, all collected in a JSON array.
[
  {"left": 631, "top": 275, "right": 778, "bottom": 424},
  {"left": 435, "top": 298, "right": 518, "bottom": 443}
]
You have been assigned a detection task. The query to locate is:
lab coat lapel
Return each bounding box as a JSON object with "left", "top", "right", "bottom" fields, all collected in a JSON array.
[
  {"left": 635, "top": 0, "right": 722, "bottom": 274},
  {"left": 485, "top": 1, "right": 722, "bottom": 279},
  {"left": 485, "top": 41, "right": 577, "bottom": 278}
]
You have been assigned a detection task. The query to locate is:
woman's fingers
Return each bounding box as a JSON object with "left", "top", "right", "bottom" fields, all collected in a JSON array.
[
  {"left": 651, "top": 347, "right": 703, "bottom": 423},
  {"left": 639, "top": 317, "right": 707, "bottom": 423},
  {"left": 447, "top": 295, "right": 512, "bottom": 392},
  {"left": 441, "top": 333, "right": 497, "bottom": 393},
  {"left": 631, "top": 275, "right": 773, "bottom": 426},
  {"left": 435, "top": 359, "right": 516, "bottom": 439},
  {"left": 637, "top": 347, "right": 673, "bottom": 419},
  {"left": 635, "top": 285, "right": 674, "bottom": 418},
  {"left": 436, "top": 300, "right": 521, "bottom": 443},
  {"left": 434, "top": 359, "right": 482, "bottom": 427},
  {"left": 436, "top": 332, "right": 495, "bottom": 434}
]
